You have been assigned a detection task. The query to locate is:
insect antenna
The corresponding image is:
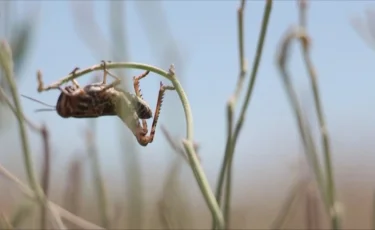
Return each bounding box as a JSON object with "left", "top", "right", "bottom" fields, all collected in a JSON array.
[
  {"left": 21, "top": 94, "right": 57, "bottom": 113},
  {"left": 21, "top": 94, "right": 55, "bottom": 108},
  {"left": 34, "top": 108, "right": 56, "bottom": 113}
]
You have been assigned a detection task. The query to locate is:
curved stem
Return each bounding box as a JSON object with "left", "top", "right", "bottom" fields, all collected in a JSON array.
[
  {"left": 276, "top": 27, "right": 330, "bottom": 217},
  {"left": 38, "top": 61, "right": 222, "bottom": 228}
]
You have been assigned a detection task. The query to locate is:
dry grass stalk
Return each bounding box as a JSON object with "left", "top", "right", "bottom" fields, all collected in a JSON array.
[
  {"left": 63, "top": 155, "right": 84, "bottom": 216},
  {"left": 40, "top": 124, "right": 51, "bottom": 229},
  {"left": 305, "top": 184, "right": 321, "bottom": 229}
]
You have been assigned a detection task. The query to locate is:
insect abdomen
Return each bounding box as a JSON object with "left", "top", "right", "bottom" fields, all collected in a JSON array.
[{"left": 121, "top": 91, "right": 153, "bottom": 119}]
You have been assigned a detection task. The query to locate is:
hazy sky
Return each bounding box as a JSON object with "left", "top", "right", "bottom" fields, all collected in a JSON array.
[{"left": 2, "top": 1, "right": 375, "bottom": 189}]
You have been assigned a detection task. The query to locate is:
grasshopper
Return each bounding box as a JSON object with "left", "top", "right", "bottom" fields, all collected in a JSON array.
[{"left": 23, "top": 61, "right": 175, "bottom": 146}]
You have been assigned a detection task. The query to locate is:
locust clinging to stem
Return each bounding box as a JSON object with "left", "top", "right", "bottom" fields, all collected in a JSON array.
[{"left": 23, "top": 61, "right": 176, "bottom": 146}]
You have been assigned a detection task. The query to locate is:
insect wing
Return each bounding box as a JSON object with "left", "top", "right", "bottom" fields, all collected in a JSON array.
[{"left": 83, "top": 83, "right": 118, "bottom": 117}]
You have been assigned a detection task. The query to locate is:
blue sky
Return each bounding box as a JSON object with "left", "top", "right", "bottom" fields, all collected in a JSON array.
[{"left": 2, "top": 0, "right": 375, "bottom": 192}]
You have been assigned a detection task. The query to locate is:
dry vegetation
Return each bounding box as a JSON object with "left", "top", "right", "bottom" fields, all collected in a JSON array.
[{"left": 0, "top": 0, "right": 373, "bottom": 229}]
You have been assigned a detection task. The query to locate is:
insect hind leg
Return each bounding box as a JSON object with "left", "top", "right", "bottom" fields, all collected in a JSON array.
[
  {"left": 140, "top": 81, "right": 175, "bottom": 144},
  {"left": 132, "top": 71, "right": 150, "bottom": 131},
  {"left": 133, "top": 71, "right": 150, "bottom": 99}
]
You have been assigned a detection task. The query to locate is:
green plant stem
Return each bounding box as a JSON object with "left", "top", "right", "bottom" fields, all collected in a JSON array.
[
  {"left": 217, "top": 1, "right": 272, "bottom": 228},
  {"left": 183, "top": 140, "right": 224, "bottom": 229},
  {"left": 301, "top": 44, "right": 339, "bottom": 229},
  {"left": 296, "top": 3, "right": 339, "bottom": 227},
  {"left": 297, "top": 3, "right": 339, "bottom": 225},
  {"left": 276, "top": 27, "right": 329, "bottom": 215},
  {"left": 171, "top": 66, "right": 224, "bottom": 229},
  {"left": 233, "top": 0, "right": 247, "bottom": 100},
  {"left": 278, "top": 59, "right": 327, "bottom": 206},
  {"left": 222, "top": 107, "right": 235, "bottom": 229},
  {"left": 230, "top": 0, "right": 272, "bottom": 160},
  {"left": 214, "top": 101, "right": 233, "bottom": 213},
  {"left": 214, "top": 1, "right": 246, "bottom": 227}
]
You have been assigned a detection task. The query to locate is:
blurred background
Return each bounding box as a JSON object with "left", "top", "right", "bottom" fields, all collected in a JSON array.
[{"left": 0, "top": 0, "right": 375, "bottom": 229}]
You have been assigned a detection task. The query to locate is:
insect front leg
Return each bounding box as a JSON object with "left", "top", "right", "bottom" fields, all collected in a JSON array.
[
  {"left": 58, "top": 86, "right": 74, "bottom": 96},
  {"left": 69, "top": 67, "right": 81, "bottom": 89},
  {"left": 100, "top": 60, "right": 109, "bottom": 85},
  {"left": 100, "top": 60, "right": 122, "bottom": 91},
  {"left": 58, "top": 85, "right": 82, "bottom": 97},
  {"left": 137, "top": 81, "right": 175, "bottom": 145},
  {"left": 71, "top": 79, "right": 80, "bottom": 88}
]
